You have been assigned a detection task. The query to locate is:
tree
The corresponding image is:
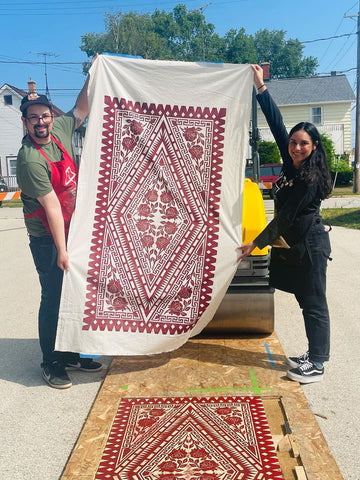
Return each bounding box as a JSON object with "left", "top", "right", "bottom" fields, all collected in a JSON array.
[
  {"left": 80, "top": 12, "right": 169, "bottom": 62},
  {"left": 225, "top": 28, "right": 257, "bottom": 64},
  {"left": 254, "top": 29, "right": 318, "bottom": 78},
  {"left": 80, "top": 6, "right": 318, "bottom": 78}
]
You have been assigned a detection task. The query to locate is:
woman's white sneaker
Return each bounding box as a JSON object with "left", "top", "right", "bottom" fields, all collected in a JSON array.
[
  {"left": 287, "top": 360, "right": 324, "bottom": 384},
  {"left": 286, "top": 351, "right": 309, "bottom": 369}
]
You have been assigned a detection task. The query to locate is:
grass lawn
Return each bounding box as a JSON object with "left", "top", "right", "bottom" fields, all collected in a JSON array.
[
  {"left": 332, "top": 185, "right": 360, "bottom": 196},
  {"left": 1, "top": 199, "right": 22, "bottom": 208},
  {"left": 321, "top": 208, "right": 360, "bottom": 230}
]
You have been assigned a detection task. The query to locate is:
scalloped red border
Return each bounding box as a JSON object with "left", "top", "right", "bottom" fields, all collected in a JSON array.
[{"left": 82, "top": 96, "right": 226, "bottom": 334}]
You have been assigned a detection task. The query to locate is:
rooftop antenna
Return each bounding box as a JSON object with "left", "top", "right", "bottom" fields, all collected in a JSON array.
[
  {"left": 198, "top": 3, "right": 212, "bottom": 61},
  {"left": 29, "top": 51, "right": 59, "bottom": 102},
  {"left": 199, "top": 2, "right": 211, "bottom": 12}
]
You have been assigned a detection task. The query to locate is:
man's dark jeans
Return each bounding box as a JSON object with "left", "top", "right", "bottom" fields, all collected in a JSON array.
[{"left": 29, "top": 235, "right": 79, "bottom": 365}]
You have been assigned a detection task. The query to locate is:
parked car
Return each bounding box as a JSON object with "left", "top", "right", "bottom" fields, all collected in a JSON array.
[
  {"left": 245, "top": 164, "right": 283, "bottom": 198},
  {"left": 0, "top": 176, "right": 9, "bottom": 207}
]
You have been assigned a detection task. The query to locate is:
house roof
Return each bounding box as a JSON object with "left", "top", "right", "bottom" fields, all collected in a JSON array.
[
  {"left": 1, "top": 83, "right": 64, "bottom": 116},
  {"left": 265, "top": 75, "right": 356, "bottom": 106},
  {"left": 2, "top": 83, "right": 27, "bottom": 98}
]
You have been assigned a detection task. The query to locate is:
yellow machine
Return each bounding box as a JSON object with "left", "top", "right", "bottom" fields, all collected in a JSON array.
[{"left": 206, "top": 178, "right": 274, "bottom": 334}]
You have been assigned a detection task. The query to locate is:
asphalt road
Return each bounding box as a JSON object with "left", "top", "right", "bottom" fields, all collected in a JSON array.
[{"left": 0, "top": 204, "right": 359, "bottom": 480}]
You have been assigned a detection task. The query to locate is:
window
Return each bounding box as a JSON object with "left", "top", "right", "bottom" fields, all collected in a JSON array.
[
  {"left": 311, "top": 107, "right": 322, "bottom": 124},
  {"left": 74, "top": 131, "right": 83, "bottom": 148},
  {"left": 7, "top": 157, "right": 17, "bottom": 176},
  {"left": 260, "top": 166, "right": 273, "bottom": 176},
  {"left": 245, "top": 167, "right": 253, "bottom": 178},
  {"left": 4, "top": 95, "right": 13, "bottom": 105}
]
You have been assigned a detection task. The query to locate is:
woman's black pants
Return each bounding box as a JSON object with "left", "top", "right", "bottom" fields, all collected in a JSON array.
[{"left": 294, "top": 225, "right": 331, "bottom": 363}]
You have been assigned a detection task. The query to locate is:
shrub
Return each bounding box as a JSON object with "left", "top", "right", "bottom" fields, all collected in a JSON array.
[
  {"left": 331, "top": 155, "right": 353, "bottom": 186},
  {"left": 331, "top": 170, "right": 353, "bottom": 186},
  {"left": 320, "top": 133, "right": 336, "bottom": 169},
  {"left": 258, "top": 141, "right": 281, "bottom": 165},
  {"left": 320, "top": 134, "right": 353, "bottom": 186}
]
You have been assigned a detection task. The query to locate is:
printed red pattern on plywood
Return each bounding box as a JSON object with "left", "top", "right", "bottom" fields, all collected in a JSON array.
[
  {"left": 83, "top": 97, "right": 226, "bottom": 334},
  {"left": 95, "top": 396, "right": 284, "bottom": 480}
]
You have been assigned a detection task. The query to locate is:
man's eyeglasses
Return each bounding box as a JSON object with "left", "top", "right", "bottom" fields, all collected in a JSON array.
[{"left": 26, "top": 114, "right": 54, "bottom": 125}]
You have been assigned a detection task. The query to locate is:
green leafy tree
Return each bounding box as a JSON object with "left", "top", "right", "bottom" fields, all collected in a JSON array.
[
  {"left": 258, "top": 141, "right": 281, "bottom": 165},
  {"left": 224, "top": 28, "right": 257, "bottom": 64},
  {"left": 80, "top": 6, "right": 318, "bottom": 78},
  {"left": 81, "top": 12, "right": 169, "bottom": 61},
  {"left": 152, "top": 5, "right": 225, "bottom": 61},
  {"left": 254, "top": 29, "right": 318, "bottom": 77}
]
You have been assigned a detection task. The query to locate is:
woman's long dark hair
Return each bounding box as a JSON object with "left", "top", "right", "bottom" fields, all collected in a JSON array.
[{"left": 289, "top": 122, "right": 332, "bottom": 199}]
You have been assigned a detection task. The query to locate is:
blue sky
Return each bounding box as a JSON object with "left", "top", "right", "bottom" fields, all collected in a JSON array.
[{"left": 0, "top": 0, "right": 358, "bottom": 112}]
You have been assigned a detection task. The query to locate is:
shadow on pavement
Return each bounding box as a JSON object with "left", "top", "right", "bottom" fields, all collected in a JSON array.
[{"left": 0, "top": 338, "right": 110, "bottom": 387}]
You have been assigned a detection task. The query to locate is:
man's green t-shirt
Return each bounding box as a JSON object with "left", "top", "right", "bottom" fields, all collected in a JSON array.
[{"left": 17, "top": 111, "right": 76, "bottom": 237}]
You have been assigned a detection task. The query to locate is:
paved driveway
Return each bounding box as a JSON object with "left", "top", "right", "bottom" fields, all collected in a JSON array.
[{"left": 0, "top": 206, "right": 359, "bottom": 479}]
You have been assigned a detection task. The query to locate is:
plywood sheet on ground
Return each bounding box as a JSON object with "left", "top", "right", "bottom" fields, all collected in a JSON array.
[{"left": 61, "top": 332, "right": 344, "bottom": 480}]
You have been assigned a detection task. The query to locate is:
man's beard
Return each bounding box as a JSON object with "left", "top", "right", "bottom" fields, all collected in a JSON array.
[{"left": 33, "top": 125, "right": 50, "bottom": 138}]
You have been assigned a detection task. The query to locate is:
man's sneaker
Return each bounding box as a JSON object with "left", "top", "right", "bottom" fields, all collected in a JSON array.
[
  {"left": 65, "top": 358, "right": 103, "bottom": 372},
  {"left": 42, "top": 362, "right": 72, "bottom": 389},
  {"left": 286, "top": 351, "right": 309, "bottom": 369},
  {"left": 287, "top": 360, "right": 324, "bottom": 384}
]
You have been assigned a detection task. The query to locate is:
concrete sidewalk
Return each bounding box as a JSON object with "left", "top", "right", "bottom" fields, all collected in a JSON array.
[
  {"left": 0, "top": 208, "right": 112, "bottom": 480},
  {"left": 0, "top": 207, "right": 359, "bottom": 479}
]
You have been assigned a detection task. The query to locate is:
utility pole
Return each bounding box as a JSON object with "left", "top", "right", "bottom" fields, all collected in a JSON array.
[
  {"left": 30, "top": 51, "right": 58, "bottom": 102},
  {"left": 250, "top": 87, "right": 260, "bottom": 183},
  {"left": 345, "top": 2, "right": 360, "bottom": 192}
]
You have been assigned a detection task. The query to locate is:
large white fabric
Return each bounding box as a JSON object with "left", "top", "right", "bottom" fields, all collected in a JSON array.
[{"left": 56, "top": 54, "right": 252, "bottom": 355}]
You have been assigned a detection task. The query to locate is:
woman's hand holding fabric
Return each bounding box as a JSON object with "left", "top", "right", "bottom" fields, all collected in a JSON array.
[{"left": 237, "top": 241, "right": 256, "bottom": 261}]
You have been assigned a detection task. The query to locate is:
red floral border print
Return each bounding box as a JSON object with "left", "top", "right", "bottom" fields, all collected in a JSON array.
[
  {"left": 83, "top": 96, "right": 226, "bottom": 334},
  {"left": 95, "top": 396, "right": 284, "bottom": 480}
]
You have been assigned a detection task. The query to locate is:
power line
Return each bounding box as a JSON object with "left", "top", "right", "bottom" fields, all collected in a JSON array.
[
  {"left": 345, "top": 1, "right": 359, "bottom": 15},
  {"left": 0, "top": 60, "right": 83, "bottom": 64},
  {"left": 0, "top": 0, "right": 247, "bottom": 14},
  {"left": 300, "top": 32, "right": 356, "bottom": 44},
  {"left": 325, "top": 35, "right": 357, "bottom": 72},
  {"left": 0, "top": 0, "right": 117, "bottom": 4},
  {"left": 317, "top": 14, "right": 346, "bottom": 65}
]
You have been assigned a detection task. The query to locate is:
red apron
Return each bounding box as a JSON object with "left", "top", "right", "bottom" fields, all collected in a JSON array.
[{"left": 25, "top": 134, "right": 78, "bottom": 236}]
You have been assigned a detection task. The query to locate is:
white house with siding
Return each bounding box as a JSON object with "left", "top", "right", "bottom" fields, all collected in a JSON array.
[
  {"left": 0, "top": 83, "right": 26, "bottom": 189},
  {"left": 257, "top": 71, "right": 356, "bottom": 155},
  {"left": 0, "top": 80, "right": 82, "bottom": 191}
]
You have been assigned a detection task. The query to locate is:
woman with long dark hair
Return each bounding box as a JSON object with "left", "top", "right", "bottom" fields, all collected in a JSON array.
[{"left": 238, "top": 64, "right": 333, "bottom": 384}]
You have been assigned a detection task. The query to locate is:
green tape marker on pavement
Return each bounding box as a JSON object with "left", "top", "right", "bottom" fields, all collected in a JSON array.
[
  {"left": 187, "top": 386, "right": 251, "bottom": 393},
  {"left": 249, "top": 367, "right": 274, "bottom": 395},
  {"left": 186, "top": 368, "right": 274, "bottom": 396}
]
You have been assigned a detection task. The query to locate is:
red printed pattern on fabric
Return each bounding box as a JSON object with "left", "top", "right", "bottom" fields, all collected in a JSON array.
[
  {"left": 94, "top": 396, "right": 284, "bottom": 479},
  {"left": 83, "top": 97, "right": 226, "bottom": 334}
]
